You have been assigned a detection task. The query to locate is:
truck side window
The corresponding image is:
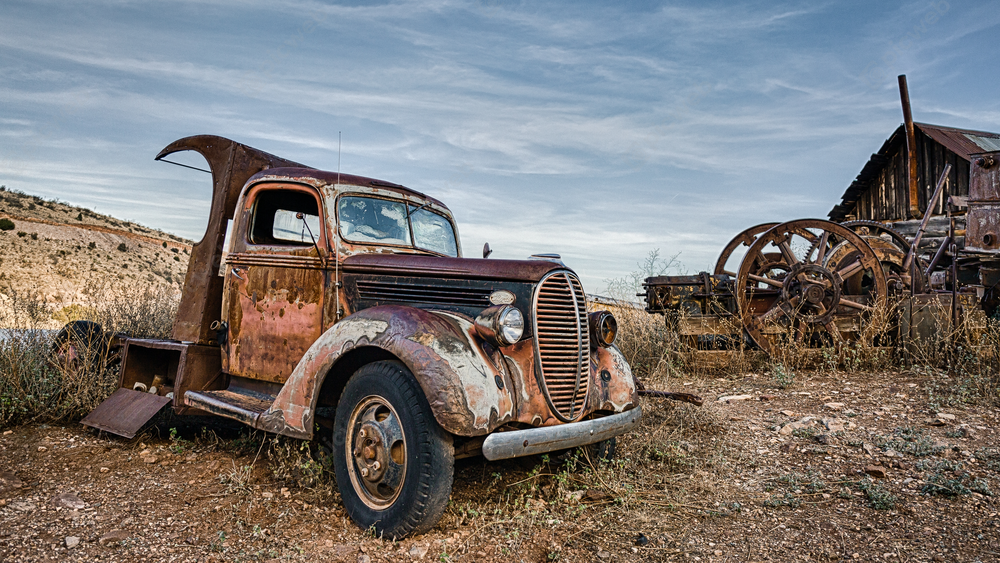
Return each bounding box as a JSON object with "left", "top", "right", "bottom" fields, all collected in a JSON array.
[{"left": 249, "top": 190, "right": 322, "bottom": 246}]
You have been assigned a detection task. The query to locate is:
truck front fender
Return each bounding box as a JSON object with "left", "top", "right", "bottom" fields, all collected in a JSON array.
[{"left": 257, "top": 305, "right": 515, "bottom": 439}]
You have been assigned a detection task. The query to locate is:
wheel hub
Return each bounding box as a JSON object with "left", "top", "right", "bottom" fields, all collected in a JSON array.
[
  {"left": 347, "top": 397, "right": 407, "bottom": 508},
  {"left": 355, "top": 421, "right": 392, "bottom": 481},
  {"left": 803, "top": 284, "right": 826, "bottom": 304},
  {"left": 780, "top": 264, "right": 841, "bottom": 325}
]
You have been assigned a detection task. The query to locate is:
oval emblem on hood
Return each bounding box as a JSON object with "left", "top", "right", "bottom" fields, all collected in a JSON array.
[{"left": 489, "top": 290, "right": 515, "bottom": 305}]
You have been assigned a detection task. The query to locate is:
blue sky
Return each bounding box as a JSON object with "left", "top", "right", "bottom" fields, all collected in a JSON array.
[{"left": 2, "top": 0, "right": 999, "bottom": 292}]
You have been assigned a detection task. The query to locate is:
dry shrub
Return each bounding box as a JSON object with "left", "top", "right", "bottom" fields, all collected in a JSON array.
[
  {"left": 599, "top": 264, "right": 998, "bottom": 404},
  {"left": 79, "top": 278, "right": 179, "bottom": 339},
  {"left": 0, "top": 286, "right": 61, "bottom": 425},
  {"left": 266, "top": 435, "right": 335, "bottom": 492},
  {"left": 596, "top": 301, "right": 679, "bottom": 382},
  {"left": 0, "top": 279, "right": 180, "bottom": 426},
  {"left": 904, "top": 303, "right": 1000, "bottom": 406}
]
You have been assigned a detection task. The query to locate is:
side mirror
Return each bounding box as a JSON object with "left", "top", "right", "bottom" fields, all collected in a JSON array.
[{"left": 483, "top": 243, "right": 492, "bottom": 259}]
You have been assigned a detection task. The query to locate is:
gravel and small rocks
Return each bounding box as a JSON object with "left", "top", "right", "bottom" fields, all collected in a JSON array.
[{"left": 1, "top": 369, "right": 998, "bottom": 562}]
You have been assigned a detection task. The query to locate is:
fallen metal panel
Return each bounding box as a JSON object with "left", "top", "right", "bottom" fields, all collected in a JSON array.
[{"left": 80, "top": 388, "right": 171, "bottom": 438}]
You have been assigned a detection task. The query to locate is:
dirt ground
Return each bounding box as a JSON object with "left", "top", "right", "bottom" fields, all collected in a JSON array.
[{"left": 2, "top": 368, "right": 999, "bottom": 563}]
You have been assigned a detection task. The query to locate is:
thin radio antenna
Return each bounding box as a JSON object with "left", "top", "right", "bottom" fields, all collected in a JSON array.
[{"left": 335, "top": 130, "right": 343, "bottom": 319}]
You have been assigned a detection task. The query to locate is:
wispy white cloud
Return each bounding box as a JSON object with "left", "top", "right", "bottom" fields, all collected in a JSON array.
[{"left": 1, "top": 0, "right": 998, "bottom": 291}]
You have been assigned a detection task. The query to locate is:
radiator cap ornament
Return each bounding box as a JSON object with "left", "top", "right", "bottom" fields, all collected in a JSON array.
[{"left": 489, "top": 290, "right": 515, "bottom": 305}]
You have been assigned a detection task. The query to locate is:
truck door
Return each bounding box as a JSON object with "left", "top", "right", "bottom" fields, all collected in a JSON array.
[{"left": 223, "top": 184, "right": 329, "bottom": 383}]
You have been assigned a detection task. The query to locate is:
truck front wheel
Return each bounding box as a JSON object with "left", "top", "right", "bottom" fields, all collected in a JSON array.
[{"left": 333, "top": 361, "right": 454, "bottom": 539}]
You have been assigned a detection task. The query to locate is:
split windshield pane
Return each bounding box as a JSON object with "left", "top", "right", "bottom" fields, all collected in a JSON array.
[
  {"left": 338, "top": 197, "right": 410, "bottom": 246},
  {"left": 338, "top": 195, "right": 458, "bottom": 257},
  {"left": 410, "top": 206, "right": 458, "bottom": 257}
]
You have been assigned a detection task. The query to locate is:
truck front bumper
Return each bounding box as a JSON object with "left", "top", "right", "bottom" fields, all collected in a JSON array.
[{"left": 481, "top": 406, "right": 642, "bottom": 461}]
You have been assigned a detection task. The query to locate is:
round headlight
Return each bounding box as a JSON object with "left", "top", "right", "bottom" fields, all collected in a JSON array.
[
  {"left": 475, "top": 305, "right": 524, "bottom": 347},
  {"left": 588, "top": 311, "right": 617, "bottom": 347},
  {"left": 498, "top": 307, "right": 524, "bottom": 346}
]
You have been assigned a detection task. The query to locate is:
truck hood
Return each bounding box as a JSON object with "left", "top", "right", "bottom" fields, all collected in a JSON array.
[{"left": 342, "top": 254, "right": 566, "bottom": 283}]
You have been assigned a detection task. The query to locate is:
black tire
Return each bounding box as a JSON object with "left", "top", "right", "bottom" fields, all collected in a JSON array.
[
  {"left": 583, "top": 437, "right": 617, "bottom": 464},
  {"left": 550, "top": 437, "right": 617, "bottom": 466},
  {"left": 332, "top": 360, "right": 454, "bottom": 539},
  {"left": 52, "top": 320, "right": 108, "bottom": 371},
  {"left": 53, "top": 320, "right": 105, "bottom": 349}
]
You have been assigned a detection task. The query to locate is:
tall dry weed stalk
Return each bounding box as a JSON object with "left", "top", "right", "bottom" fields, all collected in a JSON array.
[{"left": 0, "top": 279, "right": 179, "bottom": 426}]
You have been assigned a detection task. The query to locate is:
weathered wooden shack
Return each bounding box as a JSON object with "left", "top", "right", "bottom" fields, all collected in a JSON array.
[{"left": 828, "top": 122, "right": 1000, "bottom": 222}]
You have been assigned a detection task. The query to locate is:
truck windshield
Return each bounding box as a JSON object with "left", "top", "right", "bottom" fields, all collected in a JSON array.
[{"left": 338, "top": 195, "right": 458, "bottom": 257}]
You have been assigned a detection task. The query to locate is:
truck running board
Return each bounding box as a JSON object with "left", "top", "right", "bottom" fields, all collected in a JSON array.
[{"left": 183, "top": 389, "right": 274, "bottom": 426}]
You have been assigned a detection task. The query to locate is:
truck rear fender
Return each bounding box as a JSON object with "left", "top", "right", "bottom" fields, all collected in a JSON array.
[{"left": 258, "top": 305, "right": 515, "bottom": 438}]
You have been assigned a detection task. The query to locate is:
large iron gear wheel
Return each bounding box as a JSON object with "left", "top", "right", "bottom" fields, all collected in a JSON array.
[
  {"left": 735, "top": 219, "right": 888, "bottom": 354},
  {"left": 840, "top": 219, "right": 925, "bottom": 293}
]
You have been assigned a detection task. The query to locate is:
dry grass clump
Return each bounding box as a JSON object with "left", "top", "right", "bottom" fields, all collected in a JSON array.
[
  {"left": 0, "top": 279, "right": 179, "bottom": 426},
  {"left": 266, "top": 435, "right": 335, "bottom": 492},
  {"left": 598, "top": 301, "right": 681, "bottom": 381},
  {"left": 599, "top": 266, "right": 999, "bottom": 403},
  {"left": 437, "top": 395, "right": 729, "bottom": 559}
]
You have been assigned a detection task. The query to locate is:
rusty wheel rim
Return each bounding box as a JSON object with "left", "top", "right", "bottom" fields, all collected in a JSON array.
[
  {"left": 346, "top": 396, "right": 407, "bottom": 509},
  {"left": 713, "top": 223, "right": 779, "bottom": 276}
]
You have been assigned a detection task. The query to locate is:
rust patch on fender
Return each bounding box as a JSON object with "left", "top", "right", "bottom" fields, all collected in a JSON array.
[{"left": 261, "top": 306, "right": 515, "bottom": 438}]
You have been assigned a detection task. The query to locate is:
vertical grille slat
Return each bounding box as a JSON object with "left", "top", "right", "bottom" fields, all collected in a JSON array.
[{"left": 533, "top": 271, "right": 589, "bottom": 421}]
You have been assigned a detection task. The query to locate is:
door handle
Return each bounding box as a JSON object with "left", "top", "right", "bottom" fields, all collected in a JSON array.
[{"left": 230, "top": 267, "right": 245, "bottom": 281}]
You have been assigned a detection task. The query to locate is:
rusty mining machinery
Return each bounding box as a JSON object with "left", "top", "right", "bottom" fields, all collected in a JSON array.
[{"left": 641, "top": 164, "right": 1000, "bottom": 355}]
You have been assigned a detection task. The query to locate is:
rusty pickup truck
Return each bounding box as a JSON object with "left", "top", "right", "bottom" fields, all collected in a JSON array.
[{"left": 81, "top": 135, "right": 641, "bottom": 538}]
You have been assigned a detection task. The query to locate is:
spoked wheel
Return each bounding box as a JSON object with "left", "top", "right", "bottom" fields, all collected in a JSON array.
[
  {"left": 840, "top": 220, "right": 925, "bottom": 293},
  {"left": 735, "top": 219, "right": 887, "bottom": 354},
  {"left": 333, "top": 361, "right": 454, "bottom": 539}
]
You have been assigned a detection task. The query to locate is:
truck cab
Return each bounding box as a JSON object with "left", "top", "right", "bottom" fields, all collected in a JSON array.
[{"left": 82, "top": 135, "right": 641, "bottom": 538}]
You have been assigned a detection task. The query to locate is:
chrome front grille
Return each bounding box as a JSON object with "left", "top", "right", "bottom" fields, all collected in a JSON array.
[{"left": 533, "top": 271, "right": 590, "bottom": 421}]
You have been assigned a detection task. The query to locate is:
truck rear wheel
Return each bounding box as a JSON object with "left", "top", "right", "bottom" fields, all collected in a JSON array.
[{"left": 332, "top": 360, "right": 454, "bottom": 539}]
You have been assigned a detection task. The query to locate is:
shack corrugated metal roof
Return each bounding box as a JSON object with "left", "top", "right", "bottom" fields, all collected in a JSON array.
[
  {"left": 828, "top": 122, "right": 1000, "bottom": 220},
  {"left": 917, "top": 123, "right": 1000, "bottom": 158}
]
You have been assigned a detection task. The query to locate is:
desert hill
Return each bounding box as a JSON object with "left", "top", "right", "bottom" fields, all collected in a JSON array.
[{"left": 0, "top": 186, "right": 193, "bottom": 323}]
